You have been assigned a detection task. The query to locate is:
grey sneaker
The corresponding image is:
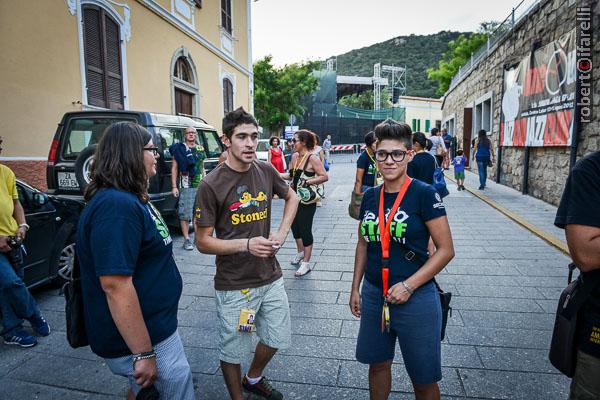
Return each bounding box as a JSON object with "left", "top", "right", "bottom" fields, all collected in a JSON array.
[{"left": 183, "top": 239, "right": 194, "bottom": 251}]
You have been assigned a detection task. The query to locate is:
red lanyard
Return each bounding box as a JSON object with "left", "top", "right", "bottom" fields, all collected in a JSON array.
[{"left": 378, "top": 177, "right": 412, "bottom": 295}]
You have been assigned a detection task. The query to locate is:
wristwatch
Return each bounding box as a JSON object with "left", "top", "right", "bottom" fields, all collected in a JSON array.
[{"left": 18, "top": 223, "right": 29, "bottom": 231}]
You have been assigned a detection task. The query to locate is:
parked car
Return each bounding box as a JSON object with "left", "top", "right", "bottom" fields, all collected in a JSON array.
[
  {"left": 46, "top": 111, "right": 224, "bottom": 220},
  {"left": 256, "top": 139, "right": 287, "bottom": 170},
  {"left": 15, "top": 180, "right": 84, "bottom": 289}
]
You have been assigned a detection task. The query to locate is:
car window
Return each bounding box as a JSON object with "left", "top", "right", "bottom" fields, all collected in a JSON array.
[
  {"left": 199, "top": 130, "right": 222, "bottom": 158},
  {"left": 61, "top": 117, "right": 135, "bottom": 159},
  {"left": 159, "top": 128, "right": 209, "bottom": 160},
  {"left": 16, "top": 185, "right": 34, "bottom": 213},
  {"left": 256, "top": 141, "right": 269, "bottom": 152}
]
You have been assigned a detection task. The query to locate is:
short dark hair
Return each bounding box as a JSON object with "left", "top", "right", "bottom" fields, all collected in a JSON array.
[
  {"left": 269, "top": 136, "right": 280, "bottom": 146},
  {"left": 374, "top": 119, "right": 412, "bottom": 150},
  {"left": 425, "top": 138, "right": 433, "bottom": 151},
  {"left": 222, "top": 107, "right": 258, "bottom": 139},
  {"left": 364, "top": 131, "right": 376, "bottom": 146},
  {"left": 84, "top": 122, "right": 152, "bottom": 203},
  {"left": 457, "top": 149, "right": 464, "bottom": 155},
  {"left": 431, "top": 127, "right": 440, "bottom": 136},
  {"left": 295, "top": 129, "right": 316, "bottom": 150},
  {"left": 412, "top": 132, "right": 427, "bottom": 149}
]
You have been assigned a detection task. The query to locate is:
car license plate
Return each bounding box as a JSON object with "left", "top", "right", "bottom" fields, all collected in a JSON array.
[{"left": 57, "top": 172, "right": 79, "bottom": 190}]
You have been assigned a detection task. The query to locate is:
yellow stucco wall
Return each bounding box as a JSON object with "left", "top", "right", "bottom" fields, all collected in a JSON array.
[
  {"left": 398, "top": 97, "right": 443, "bottom": 133},
  {"left": 0, "top": 0, "right": 251, "bottom": 159}
]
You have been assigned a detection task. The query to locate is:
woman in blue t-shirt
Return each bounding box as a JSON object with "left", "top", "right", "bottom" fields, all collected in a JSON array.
[
  {"left": 354, "top": 131, "right": 379, "bottom": 193},
  {"left": 76, "top": 122, "right": 194, "bottom": 399},
  {"left": 473, "top": 129, "right": 495, "bottom": 190},
  {"left": 349, "top": 119, "right": 455, "bottom": 400},
  {"left": 407, "top": 132, "right": 436, "bottom": 185}
]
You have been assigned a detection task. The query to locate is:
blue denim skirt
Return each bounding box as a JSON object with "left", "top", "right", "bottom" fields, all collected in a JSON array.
[{"left": 356, "top": 278, "right": 442, "bottom": 384}]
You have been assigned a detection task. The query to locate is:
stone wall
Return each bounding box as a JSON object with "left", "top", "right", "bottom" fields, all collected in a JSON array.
[
  {"left": 442, "top": 0, "right": 599, "bottom": 205},
  {"left": 1, "top": 161, "right": 47, "bottom": 190}
]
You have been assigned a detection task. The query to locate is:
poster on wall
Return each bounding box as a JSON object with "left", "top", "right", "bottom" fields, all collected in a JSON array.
[{"left": 500, "top": 29, "right": 576, "bottom": 147}]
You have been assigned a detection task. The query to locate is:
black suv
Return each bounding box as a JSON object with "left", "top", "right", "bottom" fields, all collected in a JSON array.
[
  {"left": 16, "top": 180, "right": 84, "bottom": 288},
  {"left": 46, "top": 111, "right": 224, "bottom": 218}
]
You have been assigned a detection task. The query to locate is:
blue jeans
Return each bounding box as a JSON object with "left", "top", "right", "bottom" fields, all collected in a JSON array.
[
  {"left": 0, "top": 253, "right": 41, "bottom": 336},
  {"left": 476, "top": 159, "right": 489, "bottom": 188}
]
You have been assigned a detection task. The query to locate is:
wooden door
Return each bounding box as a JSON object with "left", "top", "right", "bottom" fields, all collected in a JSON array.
[
  {"left": 175, "top": 89, "right": 193, "bottom": 116},
  {"left": 462, "top": 107, "right": 473, "bottom": 167}
]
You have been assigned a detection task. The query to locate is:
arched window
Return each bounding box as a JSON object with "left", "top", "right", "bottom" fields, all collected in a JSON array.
[
  {"left": 221, "top": 0, "right": 232, "bottom": 34},
  {"left": 171, "top": 50, "right": 199, "bottom": 116},
  {"left": 82, "top": 5, "right": 124, "bottom": 109},
  {"left": 223, "top": 78, "right": 234, "bottom": 115}
]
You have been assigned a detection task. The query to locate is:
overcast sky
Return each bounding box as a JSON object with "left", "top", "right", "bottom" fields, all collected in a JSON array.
[{"left": 251, "top": 0, "right": 523, "bottom": 66}]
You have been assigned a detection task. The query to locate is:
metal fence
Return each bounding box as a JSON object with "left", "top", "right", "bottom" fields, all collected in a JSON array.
[{"left": 448, "top": 0, "right": 542, "bottom": 90}]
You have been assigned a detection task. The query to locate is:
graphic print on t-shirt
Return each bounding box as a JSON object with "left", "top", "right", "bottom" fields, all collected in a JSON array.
[
  {"left": 228, "top": 185, "right": 268, "bottom": 225},
  {"left": 360, "top": 208, "right": 409, "bottom": 244},
  {"left": 147, "top": 203, "right": 172, "bottom": 245}
]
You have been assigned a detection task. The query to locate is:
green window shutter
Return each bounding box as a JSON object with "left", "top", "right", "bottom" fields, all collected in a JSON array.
[
  {"left": 412, "top": 119, "right": 417, "bottom": 131},
  {"left": 425, "top": 119, "right": 430, "bottom": 132},
  {"left": 417, "top": 119, "right": 421, "bottom": 131}
]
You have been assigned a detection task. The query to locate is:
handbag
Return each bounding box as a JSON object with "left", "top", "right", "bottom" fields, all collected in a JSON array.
[
  {"left": 435, "top": 137, "right": 445, "bottom": 156},
  {"left": 348, "top": 191, "right": 364, "bottom": 220},
  {"left": 432, "top": 158, "right": 449, "bottom": 198},
  {"left": 549, "top": 264, "right": 600, "bottom": 377},
  {"left": 295, "top": 154, "right": 324, "bottom": 205},
  {"left": 62, "top": 251, "right": 89, "bottom": 348}
]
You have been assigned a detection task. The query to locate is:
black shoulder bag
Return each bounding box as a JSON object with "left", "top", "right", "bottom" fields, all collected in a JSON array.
[
  {"left": 549, "top": 264, "right": 600, "bottom": 377},
  {"left": 62, "top": 251, "right": 89, "bottom": 348}
]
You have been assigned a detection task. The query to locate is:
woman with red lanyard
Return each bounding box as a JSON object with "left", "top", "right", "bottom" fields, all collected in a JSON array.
[
  {"left": 268, "top": 136, "right": 285, "bottom": 173},
  {"left": 349, "top": 119, "right": 454, "bottom": 400}
]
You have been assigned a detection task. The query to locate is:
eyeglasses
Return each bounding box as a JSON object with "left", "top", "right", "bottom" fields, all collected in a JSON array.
[
  {"left": 375, "top": 150, "right": 408, "bottom": 163},
  {"left": 185, "top": 131, "right": 196, "bottom": 135},
  {"left": 144, "top": 147, "right": 160, "bottom": 156}
]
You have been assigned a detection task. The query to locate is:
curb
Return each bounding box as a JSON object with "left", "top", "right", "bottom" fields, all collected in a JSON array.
[{"left": 444, "top": 173, "right": 570, "bottom": 257}]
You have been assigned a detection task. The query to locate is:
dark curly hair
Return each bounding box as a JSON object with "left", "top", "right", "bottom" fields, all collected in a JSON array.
[
  {"left": 374, "top": 119, "right": 412, "bottom": 150},
  {"left": 269, "top": 136, "right": 281, "bottom": 146},
  {"left": 222, "top": 107, "right": 258, "bottom": 139},
  {"left": 84, "top": 122, "right": 152, "bottom": 203}
]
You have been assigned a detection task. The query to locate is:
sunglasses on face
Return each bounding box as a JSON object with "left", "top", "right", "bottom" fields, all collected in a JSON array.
[
  {"left": 375, "top": 150, "right": 408, "bottom": 163},
  {"left": 144, "top": 147, "right": 160, "bottom": 156}
]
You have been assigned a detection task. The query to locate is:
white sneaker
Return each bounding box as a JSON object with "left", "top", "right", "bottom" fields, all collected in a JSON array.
[
  {"left": 291, "top": 252, "right": 304, "bottom": 265},
  {"left": 295, "top": 262, "right": 312, "bottom": 277}
]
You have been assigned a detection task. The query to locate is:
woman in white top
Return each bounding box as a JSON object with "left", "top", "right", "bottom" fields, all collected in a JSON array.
[{"left": 428, "top": 128, "right": 446, "bottom": 167}]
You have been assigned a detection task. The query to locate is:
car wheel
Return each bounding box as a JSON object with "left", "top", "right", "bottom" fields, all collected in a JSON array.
[
  {"left": 74, "top": 145, "right": 97, "bottom": 191},
  {"left": 57, "top": 241, "right": 76, "bottom": 283}
]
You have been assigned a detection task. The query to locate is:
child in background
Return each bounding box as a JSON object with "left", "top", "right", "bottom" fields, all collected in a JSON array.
[{"left": 452, "top": 149, "right": 466, "bottom": 191}]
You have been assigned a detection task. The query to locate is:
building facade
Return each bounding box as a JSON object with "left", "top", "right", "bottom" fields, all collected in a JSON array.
[
  {"left": 396, "top": 96, "right": 442, "bottom": 134},
  {"left": 0, "top": 0, "right": 253, "bottom": 188},
  {"left": 441, "top": 0, "right": 599, "bottom": 205}
]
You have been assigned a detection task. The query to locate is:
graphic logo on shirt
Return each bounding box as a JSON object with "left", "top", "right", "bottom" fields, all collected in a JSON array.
[
  {"left": 360, "top": 208, "right": 409, "bottom": 243},
  {"left": 194, "top": 207, "right": 201, "bottom": 220},
  {"left": 147, "top": 204, "right": 173, "bottom": 245},
  {"left": 229, "top": 185, "right": 268, "bottom": 225}
]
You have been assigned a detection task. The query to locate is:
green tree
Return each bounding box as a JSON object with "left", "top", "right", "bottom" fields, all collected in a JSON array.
[
  {"left": 253, "top": 56, "right": 319, "bottom": 134},
  {"left": 338, "top": 88, "right": 391, "bottom": 109},
  {"left": 427, "top": 22, "right": 498, "bottom": 96}
]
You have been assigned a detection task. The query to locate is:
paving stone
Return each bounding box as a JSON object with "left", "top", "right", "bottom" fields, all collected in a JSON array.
[
  {"left": 442, "top": 264, "right": 521, "bottom": 276},
  {"left": 459, "top": 368, "right": 570, "bottom": 399},
  {"left": 476, "top": 347, "right": 558, "bottom": 373},
  {"left": 289, "top": 302, "right": 359, "bottom": 320},
  {"left": 281, "top": 335, "right": 356, "bottom": 360},
  {"left": 451, "top": 296, "right": 544, "bottom": 313},
  {"left": 282, "top": 269, "right": 343, "bottom": 281},
  {"left": 186, "top": 348, "right": 221, "bottom": 374},
  {"left": 446, "top": 326, "right": 551, "bottom": 349},
  {"left": 0, "top": 377, "right": 120, "bottom": 399},
  {"left": 454, "top": 284, "right": 545, "bottom": 299},
  {"left": 264, "top": 355, "right": 340, "bottom": 385},
  {"left": 291, "top": 317, "right": 342, "bottom": 337},
  {"left": 179, "top": 326, "right": 219, "bottom": 349},
  {"left": 460, "top": 310, "right": 555, "bottom": 330},
  {"left": 286, "top": 288, "right": 340, "bottom": 304}
]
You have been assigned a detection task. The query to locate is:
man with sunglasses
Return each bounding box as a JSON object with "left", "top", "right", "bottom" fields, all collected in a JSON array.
[
  {"left": 170, "top": 127, "right": 206, "bottom": 250},
  {"left": 0, "top": 137, "right": 50, "bottom": 348}
]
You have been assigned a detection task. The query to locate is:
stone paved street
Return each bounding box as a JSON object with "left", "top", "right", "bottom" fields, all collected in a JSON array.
[{"left": 0, "top": 154, "right": 572, "bottom": 399}]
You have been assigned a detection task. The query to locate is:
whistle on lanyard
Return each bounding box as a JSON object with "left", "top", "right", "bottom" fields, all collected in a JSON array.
[{"left": 381, "top": 267, "right": 390, "bottom": 333}]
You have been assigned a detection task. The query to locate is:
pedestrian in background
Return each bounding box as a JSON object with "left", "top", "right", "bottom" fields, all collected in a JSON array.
[
  {"left": 267, "top": 136, "right": 285, "bottom": 173},
  {"left": 428, "top": 128, "right": 446, "bottom": 167},
  {"left": 407, "top": 132, "right": 436, "bottom": 185},
  {"left": 354, "top": 131, "right": 379, "bottom": 194},
  {"left": 283, "top": 129, "right": 328, "bottom": 276},
  {"left": 350, "top": 119, "right": 454, "bottom": 400},
  {"left": 323, "top": 134, "right": 332, "bottom": 165},
  {"left": 283, "top": 139, "right": 294, "bottom": 171},
  {"left": 472, "top": 129, "right": 495, "bottom": 190},
  {"left": 442, "top": 128, "right": 452, "bottom": 170},
  {"left": 555, "top": 150, "right": 600, "bottom": 400},
  {"left": 0, "top": 137, "right": 51, "bottom": 349},
  {"left": 77, "top": 122, "right": 194, "bottom": 399},
  {"left": 452, "top": 149, "right": 466, "bottom": 191},
  {"left": 170, "top": 126, "right": 206, "bottom": 250}
]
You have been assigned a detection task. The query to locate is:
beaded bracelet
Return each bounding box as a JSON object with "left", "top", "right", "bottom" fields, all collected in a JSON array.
[
  {"left": 401, "top": 281, "right": 414, "bottom": 295},
  {"left": 132, "top": 350, "right": 156, "bottom": 365}
]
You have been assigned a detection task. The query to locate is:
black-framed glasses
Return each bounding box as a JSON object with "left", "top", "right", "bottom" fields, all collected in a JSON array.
[
  {"left": 144, "top": 147, "right": 160, "bottom": 156},
  {"left": 375, "top": 150, "right": 408, "bottom": 163}
]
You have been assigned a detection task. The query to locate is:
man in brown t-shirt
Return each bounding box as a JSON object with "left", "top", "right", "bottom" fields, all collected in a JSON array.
[{"left": 195, "top": 107, "right": 299, "bottom": 400}]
